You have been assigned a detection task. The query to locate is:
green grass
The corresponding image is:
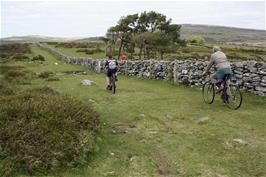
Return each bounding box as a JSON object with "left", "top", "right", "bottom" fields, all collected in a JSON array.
[
  {"left": 5, "top": 45, "right": 266, "bottom": 177},
  {"left": 44, "top": 44, "right": 106, "bottom": 59},
  {"left": 45, "top": 42, "right": 266, "bottom": 61}
]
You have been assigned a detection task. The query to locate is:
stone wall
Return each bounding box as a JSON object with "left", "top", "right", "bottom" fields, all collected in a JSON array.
[{"left": 38, "top": 43, "right": 266, "bottom": 96}]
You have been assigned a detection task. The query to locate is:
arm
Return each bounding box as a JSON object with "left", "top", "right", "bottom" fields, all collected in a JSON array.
[
  {"left": 206, "top": 55, "right": 215, "bottom": 72},
  {"left": 105, "top": 60, "right": 109, "bottom": 69},
  {"left": 202, "top": 55, "right": 214, "bottom": 75}
]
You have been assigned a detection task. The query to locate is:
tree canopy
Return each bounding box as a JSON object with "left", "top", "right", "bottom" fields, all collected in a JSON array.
[{"left": 105, "top": 11, "right": 185, "bottom": 60}]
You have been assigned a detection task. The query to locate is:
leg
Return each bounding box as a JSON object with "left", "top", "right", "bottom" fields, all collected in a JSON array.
[{"left": 106, "top": 76, "right": 111, "bottom": 85}]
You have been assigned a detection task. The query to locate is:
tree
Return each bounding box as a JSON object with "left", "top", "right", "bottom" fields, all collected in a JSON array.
[
  {"left": 105, "top": 11, "right": 183, "bottom": 60},
  {"left": 106, "top": 14, "right": 138, "bottom": 59}
]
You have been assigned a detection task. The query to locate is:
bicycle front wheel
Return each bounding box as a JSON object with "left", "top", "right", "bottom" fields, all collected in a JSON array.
[
  {"left": 202, "top": 82, "right": 215, "bottom": 104},
  {"left": 225, "top": 85, "right": 242, "bottom": 110}
]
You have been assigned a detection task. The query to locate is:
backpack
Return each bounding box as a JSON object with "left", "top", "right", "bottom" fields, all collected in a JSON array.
[{"left": 108, "top": 60, "right": 117, "bottom": 69}]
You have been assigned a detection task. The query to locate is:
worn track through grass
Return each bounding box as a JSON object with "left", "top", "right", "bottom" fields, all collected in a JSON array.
[{"left": 10, "top": 44, "right": 266, "bottom": 177}]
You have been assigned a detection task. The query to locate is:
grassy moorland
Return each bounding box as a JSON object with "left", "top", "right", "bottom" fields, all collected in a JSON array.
[
  {"left": 44, "top": 42, "right": 266, "bottom": 61},
  {"left": 43, "top": 43, "right": 106, "bottom": 59},
  {"left": 1, "top": 44, "right": 266, "bottom": 177}
]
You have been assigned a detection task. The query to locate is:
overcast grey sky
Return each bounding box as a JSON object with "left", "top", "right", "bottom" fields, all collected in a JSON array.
[{"left": 1, "top": 1, "right": 265, "bottom": 38}]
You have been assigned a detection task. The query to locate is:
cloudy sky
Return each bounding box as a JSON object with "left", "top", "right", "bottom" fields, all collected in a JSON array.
[{"left": 1, "top": 1, "right": 265, "bottom": 38}]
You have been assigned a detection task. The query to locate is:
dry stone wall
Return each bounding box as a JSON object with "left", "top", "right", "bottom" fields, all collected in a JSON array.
[{"left": 38, "top": 43, "right": 266, "bottom": 96}]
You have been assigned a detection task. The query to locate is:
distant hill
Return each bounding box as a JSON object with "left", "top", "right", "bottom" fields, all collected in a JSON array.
[
  {"left": 180, "top": 24, "right": 266, "bottom": 47},
  {"left": 0, "top": 35, "right": 84, "bottom": 44},
  {"left": 1, "top": 25, "right": 265, "bottom": 47},
  {"left": 73, "top": 37, "right": 103, "bottom": 43}
]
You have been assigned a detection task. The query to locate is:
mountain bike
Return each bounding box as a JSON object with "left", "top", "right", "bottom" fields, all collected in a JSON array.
[
  {"left": 109, "top": 73, "right": 116, "bottom": 94},
  {"left": 202, "top": 72, "right": 242, "bottom": 110}
]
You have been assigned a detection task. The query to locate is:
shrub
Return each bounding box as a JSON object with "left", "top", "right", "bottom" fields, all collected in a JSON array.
[
  {"left": 5, "top": 70, "right": 26, "bottom": 78},
  {"left": 32, "top": 55, "right": 45, "bottom": 61},
  {"left": 0, "top": 83, "right": 14, "bottom": 96},
  {"left": 0, "top": 89, "right": 100, "bottom": 176},
  {"left": 188, "top": 35, "right": 206, "bottom": 46},
  {"left": 46, "top": 77, "right": 60, "bottom": 81},
  {"left": 0, "top": 44, "right": 31, "bottom": 63},
  {"left": 12, "top": 54, "right": 29, "bottom": 61},
  {"left": 76, "top": 48, "right": 104, "bottom": 55},
  {"left": 0, "top": 66, "right": 25, "bottom": 75},
  {"left": 38, "top": 71, "right": 53, "bottom": 79}
]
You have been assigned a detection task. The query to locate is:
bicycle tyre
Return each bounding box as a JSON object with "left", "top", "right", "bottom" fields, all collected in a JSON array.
[
  {"left": 202, "top": 82, "right": 215, "bottom": 104},
  {"left": 225, "top": 85, "right": 242, "bottom": 110}
]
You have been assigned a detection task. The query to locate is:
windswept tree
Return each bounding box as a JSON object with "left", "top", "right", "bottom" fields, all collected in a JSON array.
[
  {"left": 105, "top": 11, "right": 184, "bottom": 60},
  {"left": 107, "top": 14, "right": 138, "bottom": 58}
]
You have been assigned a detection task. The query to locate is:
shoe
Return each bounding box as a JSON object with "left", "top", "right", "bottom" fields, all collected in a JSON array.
[{"left": 106, "top": 85, "right": 110, "bottom": 90}]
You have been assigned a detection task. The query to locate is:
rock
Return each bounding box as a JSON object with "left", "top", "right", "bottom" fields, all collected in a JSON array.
[
  {"left": 197, "top": 116, "right": 209, "bottom": 124},
  {"left": 110, "top": 152, "right": 115, "bottom": 156},
  {"left": 139, "top": 113, "right": 146, "bottom": 117},
  {"left": 233, "top": 62, "right": 244, "bottom": 68},
  {"left": 255, "top": 86, "right": 266, "bottom": 92},
  {"left": 81, "top": 79, "right": 94, "bottom": 86},
  {"left": 233, "top": 138, "right": 248, "bottom": 145}
]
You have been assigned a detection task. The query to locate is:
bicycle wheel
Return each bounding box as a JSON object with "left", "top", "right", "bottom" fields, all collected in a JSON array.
[
  {"left": 224, "top": 85, "right": 242, "bottom": 110},
  {"left": 112, "top": 74, "right": 116, "bottom": 94},
  {"left": 202, "top": 82, "right": 215, "bottom": 104}
]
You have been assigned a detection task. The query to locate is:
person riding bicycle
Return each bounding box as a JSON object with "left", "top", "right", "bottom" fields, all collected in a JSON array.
[
  {"left": 202, "top": 46, "right": 233, "bottom": 91},
  {"left": 105, "top": 55, "right": 118, "bottom": 90}
]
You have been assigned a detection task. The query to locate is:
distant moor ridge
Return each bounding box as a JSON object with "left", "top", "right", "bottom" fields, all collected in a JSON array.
[{"left": 1, "top": 24, "right": 266, "bottom": 47}]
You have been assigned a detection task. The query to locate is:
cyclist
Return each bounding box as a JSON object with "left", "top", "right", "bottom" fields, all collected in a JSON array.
[
  {"left": 105, "top": 55, "right": 118, "bottom": 90},
  {"left": 202, "top": 46, "right": 233, "bottom": 91}
]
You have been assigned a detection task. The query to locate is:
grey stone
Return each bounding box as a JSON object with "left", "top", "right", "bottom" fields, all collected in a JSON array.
[{"left": 197, "top": 117, "right": 209, "bottom": 124}]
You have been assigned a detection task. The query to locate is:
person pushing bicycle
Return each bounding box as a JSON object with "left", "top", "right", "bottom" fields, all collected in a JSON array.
[
  {"left": 105, "top": 54, "right": 118, "bottom": 90},
  {"left": 202, "top": 46, "right": 233, "bottom": 91}
]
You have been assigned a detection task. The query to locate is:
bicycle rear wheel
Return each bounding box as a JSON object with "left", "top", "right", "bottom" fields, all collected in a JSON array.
[
  {"left": 224, "top": 85, "right": 242, "bottom": 110},
  {"left": 202, "top": 82, "right": 215, "bottom": 104},
  {"left": 112, "top": 74, "right": 116, "bottom": 94}
]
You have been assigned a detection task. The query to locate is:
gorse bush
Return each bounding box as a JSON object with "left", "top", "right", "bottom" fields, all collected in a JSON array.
[
  {"left": 5, "top": 70, "right": 27, "bottom": 78},
  {"left": 32, "top": 54, "right": 45, "bottom": 61},
  {"left": 0, "top": 88, "right": 100, "bottom": 176},
  {"left": 38, "top": 71, "right": 53, "bottom": 79},
  {"left": 76, "top": 48, "right": 104, "bottom": 55},
  {"left": 0, "top": 44, "right": 31, "bottom": 63},
  {"left": 0, "top": 66, "right": 25, "bottom": 75},
  {"left": 0, "top": 83, "right": 14, "bottom": 96},
  {"left": 12, "top": 54, "right": 30, "bottom": 61},
  {"left": 54, "top": 42, "right": 102, "bottom": 49},
  {"left": 2, "top": 67, "right": 31, "bottom": 84}
]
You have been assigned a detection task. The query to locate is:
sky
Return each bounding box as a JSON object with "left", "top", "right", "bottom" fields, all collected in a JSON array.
[{"left": 1, "top": 1, "right": 265, "bottom": 38}]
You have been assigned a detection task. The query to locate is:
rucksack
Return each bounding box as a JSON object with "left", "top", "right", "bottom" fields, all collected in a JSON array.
[{"left": 108, "top": 60, "right": 117, "bottom": 69}]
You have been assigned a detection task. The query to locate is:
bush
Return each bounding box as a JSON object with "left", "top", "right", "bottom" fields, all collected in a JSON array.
[
  {"left": 32, "top": 55, "right": 45, "bottom": 61},
  {"left": 5, "top": 70, "right": 26, "bottom": 78},
  {"left": 0, "top": 66, "right": 25, "bottom": 75},
  {"left": 38, "top": 71, "right": 53, "bottom": 79},
  {"left": 188, "top": 35, "right": 206, "bottom": 46},
  {"left": 0, "top": 89, "right": 100, "bottom": 176},
  {"left": 12, "top": 54, "right": 29, "bottom": 61},
  {"left": 76, "top": 48, "right": 104, "bottom": 55},
  {"left": 0, "top": 44, "right": 31, "bottom": 63},
  {"left": 0, "top": 83, "right": 14, "bottom": 96},
  {"left": 46, "top": 77, "right": 60, "bottom": 81}
]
